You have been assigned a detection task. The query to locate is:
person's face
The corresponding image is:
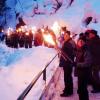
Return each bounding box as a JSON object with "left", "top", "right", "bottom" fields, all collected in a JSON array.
[
  {"left": 89, "top": 33, "right": 95, "bottom": 39},
  {"left": 77, "top": 39, "right": 85, "bottom": 48},
  {"left": 64, "top": 33, "right": 70, "bottom": 41}
]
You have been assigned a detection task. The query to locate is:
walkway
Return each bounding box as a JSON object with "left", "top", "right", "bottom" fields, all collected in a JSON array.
[{"left": 52, "top": 68, "right": 100, "bottom": 100}]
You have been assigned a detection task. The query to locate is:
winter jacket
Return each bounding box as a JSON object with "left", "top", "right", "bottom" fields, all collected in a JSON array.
[
  {"left": 74, "top": 45, "right": 92, "bottom": 76},
  {"left": 76, "top": 45, "right": 92, "bottom": 68},
  {"left": 87, "top": 36, "right": 100, "bottom": 66},
  {"left": 34, "top": 32, "right": 43, "bottom": 46},
  {"left": 59, "top": 38, "right": 75, "bottom": 67}
]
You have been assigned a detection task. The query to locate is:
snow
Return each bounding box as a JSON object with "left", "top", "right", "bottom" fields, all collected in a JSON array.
[
  {"left": 0, "top": 43, "right": 59, "bottom": 100},
  {"left": 0, "top": 0, "right": 100, "bottom": 99},
  {"left": 51, "top": 69, "right": 100, "bottom": 100},
  {"left": 15, "top": 0, "right": 100, "bottom": 35},
  {"left": 0, "top": 0, "right": 99, "bottom": 35}
]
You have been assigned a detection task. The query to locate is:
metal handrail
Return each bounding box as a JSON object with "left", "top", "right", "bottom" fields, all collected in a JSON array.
[
  {"left": 17, "top": 53, "right": 58, "bottom": 100},
  {"left": 39, "top": 67, "right": 62, "bottom": 100}
]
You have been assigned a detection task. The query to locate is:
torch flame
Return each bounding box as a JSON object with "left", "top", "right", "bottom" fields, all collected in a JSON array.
[
  {"left": 2, "top": 30, "right": 4, "bottom": 32},
  {"left": 51, "top": 21, "right": 60, "bottom": 37},
  {"left": 41, "top": 29, "right": 44, "bottom": 33},
  {"left": 7, "top": 30, "right": 10, "bottom": 36},
  {"left": 31, "top": 26, "right": 37, "bottom": 34},
  {"left": 18, "top": 28, "right": 22, "bottom": 32},
  {"left": 9, "top": 27, "right": 13, "bottom": 32},
  {"left": 43, "top": 34, "right": 55, "bottom": 46},
  {"left": 26, "top": 32, "right": 29, "bottom": 35}
]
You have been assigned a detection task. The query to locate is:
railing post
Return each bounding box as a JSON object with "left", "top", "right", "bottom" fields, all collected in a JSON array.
[{"left": 43, "top": 68, "right": 46, "bottom": 82}]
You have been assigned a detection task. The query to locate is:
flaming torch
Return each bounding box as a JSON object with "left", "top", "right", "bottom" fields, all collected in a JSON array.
[
  {"left": 43, "top": 33, "right": 74, "bottom": 63},
  {"left": 7, "top": 28, "right": 13, "bottom": 36},
  {"left": 25, "top": 32, "right": 29, "bottom": 36},
  {"left": 43, "top": 34, "right": 56, "bottom": 46},
  {"left": 51, "top": 21, "right": 61, "bottom": 38},
  {"left": 31, "top": 26, "right": 37, "bottom": 34},
  {"left": 7, "top": 30, "right": 10, "bottom": 36},
  {"left": 2, "top": 29, "right": 4, "bottom": 33},
  {"left": 41, "top": 28, "right": 45, "bottom": 33}
]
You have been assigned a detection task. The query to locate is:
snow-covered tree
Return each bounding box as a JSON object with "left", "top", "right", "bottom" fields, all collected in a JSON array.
[
  {"left": 4, "top": 0, "right": 17, "bottom": 29},
  {"left": 0, "top": 0, "right": 6, "bottom": 28}
]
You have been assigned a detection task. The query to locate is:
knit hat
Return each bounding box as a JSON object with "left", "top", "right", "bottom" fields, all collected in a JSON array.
[
  {"left": 79, "top": 36, "right": 86, "bottom": 42},
  {"left": 61, "top": 26, "right": 67, "bottom": 32},
  {"left": 85, "top": 29, "right": 97, "bottom": 36}
]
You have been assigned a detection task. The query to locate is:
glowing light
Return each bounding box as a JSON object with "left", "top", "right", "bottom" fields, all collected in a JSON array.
[
  {"left": 31, "top": 26, "right": 37, "bottom": 34},
  {"left": 21, "top": 28, "right": 24, "bottom": 32},
  {"left": 32, "top": 26, "right": 36, "bottom": 30},
  {"left": 2, "top": 30, "right": 4, "bottom": 32},
  {"left": 26, "top": 32, "right": 29, "bottom": 35},
  {"left": 41, "top": 29, "right": 44, "bottom": 33},
  {"left": 8, "top": 27, "right": 10, "bottom": 29},
  {"left": 24, "top": 26, "right": 28, "bottom": 31},
  {"left": 7, "top": 30, "right": 10, "bottom": 36},
  {"left": 18, "top": 28, "right": 22, "bottom": 32},
  {"left": 70, "top": 34, "right": 72, "bottom": 38},
  {"left": 24, "top": 26, "right": 28, "bottom": 29},
  {"left": 51, "top": 21, "right": 61, "bottom": 37},
  {"left": 61, "top": 32, "right": 65, "bottom": 35},
  {"left": 43, "top": 34, "right": 55, "bottom": 46},
  {"left": 16, "top": 29, "right": 19, "bottom": 33},
  {"left": 9, "top": 27, "right": 13, "bottom": 32}
]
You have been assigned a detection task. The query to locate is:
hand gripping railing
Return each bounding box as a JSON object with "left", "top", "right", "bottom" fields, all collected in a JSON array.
[{"left": 17, "top": 53, "right": 58, "bottom": 100}]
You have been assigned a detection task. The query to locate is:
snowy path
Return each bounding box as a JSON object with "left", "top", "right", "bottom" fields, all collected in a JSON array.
[{"left": 52, "top": 69, "right": 100, "bottom": 100}]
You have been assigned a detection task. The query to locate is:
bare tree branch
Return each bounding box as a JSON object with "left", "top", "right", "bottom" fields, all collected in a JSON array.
[
  {"left": 67, "top": 0, "right": 74, "bottom": 8},
  {"left": 52, "top": 0, "right": 62, "bottom": 13},
  {"left": 82, "top": 16, "right": 92, "bottom": 27}
]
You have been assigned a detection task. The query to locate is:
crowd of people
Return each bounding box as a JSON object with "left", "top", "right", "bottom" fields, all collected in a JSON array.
[
  {"left": 59, "top": 27, "right": 100, "bottom": 100},
  {"left": 0, "top": 26, "right": 57, "bottom": 48},
  {"left": 0, "top": 25, "right": 100, "bottom": 100},
  {"left": 0, "top": 27, "right": 33, "bottom": 48},
  {"left": 5, "top": 29, "right": 33, "bottom": 48}
]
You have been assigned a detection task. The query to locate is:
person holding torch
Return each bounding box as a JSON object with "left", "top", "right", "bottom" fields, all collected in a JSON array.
[
  {"left": 43, "top": 27, "right": 75, "bottom": 97},
  {"left": 59, "top": 27, "right": 75, "bottom": 97}
]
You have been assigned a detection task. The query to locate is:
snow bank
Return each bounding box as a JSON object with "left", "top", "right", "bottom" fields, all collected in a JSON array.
[{"left": 0, "top": 44, "right": 59, "bottom": 100}]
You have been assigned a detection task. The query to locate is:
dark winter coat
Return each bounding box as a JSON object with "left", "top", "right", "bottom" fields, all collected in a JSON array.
[
  {"left": 75, "top": 45, "right": 92, "bottom": 76},
  {"left": 34, "top": 32, "right": 43, "bottom": 46},
  {"left": 87, "top": 36, "right": 100, "bottom": 66},
  {"left": 59, "top": 38, "right": 75, "bottom": 67}
]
